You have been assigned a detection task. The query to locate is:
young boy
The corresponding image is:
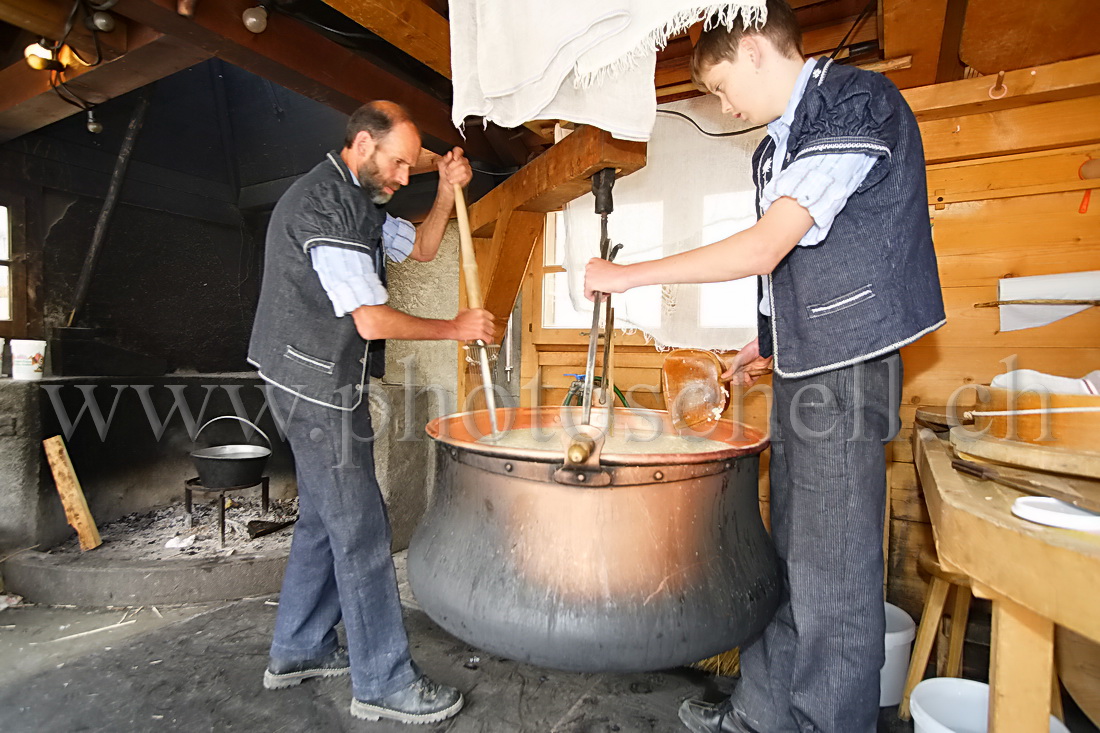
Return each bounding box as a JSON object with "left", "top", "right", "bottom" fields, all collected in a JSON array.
[{"left": 584, "top": 2, "right": 945, "bottom": 731}]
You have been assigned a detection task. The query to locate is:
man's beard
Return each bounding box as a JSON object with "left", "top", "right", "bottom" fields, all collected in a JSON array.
[{"left": 358, "top": 153, "right": 396, "bottom": 205}]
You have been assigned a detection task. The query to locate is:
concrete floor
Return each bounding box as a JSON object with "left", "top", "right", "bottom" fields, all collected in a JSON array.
[{"left": 0, "top": 555, "right": 1088, "bottom": 733}]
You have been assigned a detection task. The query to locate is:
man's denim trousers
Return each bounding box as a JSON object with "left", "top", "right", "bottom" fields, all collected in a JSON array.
[{"left": 267, "top": 386, "right": 418, "bottom": 701}]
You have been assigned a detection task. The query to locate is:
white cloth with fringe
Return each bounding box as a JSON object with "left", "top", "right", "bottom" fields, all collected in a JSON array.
[{"left": 449, "top": 1, "right": 767, "bottom": 141}]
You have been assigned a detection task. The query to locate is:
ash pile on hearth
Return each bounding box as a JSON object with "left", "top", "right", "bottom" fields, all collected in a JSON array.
[{"left": 49, "top": 496, "right": 298, "bottom": 562}]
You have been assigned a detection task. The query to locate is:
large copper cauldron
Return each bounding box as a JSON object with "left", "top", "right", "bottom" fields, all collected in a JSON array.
[{"left": 407, "top": 406, "right": 779, "bottom": 672}]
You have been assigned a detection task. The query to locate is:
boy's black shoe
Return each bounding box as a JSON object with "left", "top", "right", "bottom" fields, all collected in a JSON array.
[
  {"left": 263, "top": 647, "right": 350, "bottom": 689},
  {"left": 350, "top": 675, "right": 463, "bottom": 725}
]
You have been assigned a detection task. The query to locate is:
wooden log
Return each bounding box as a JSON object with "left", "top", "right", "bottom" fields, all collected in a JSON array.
[{"left": 42, "top": 436, "right": 101, "bottom": 551}]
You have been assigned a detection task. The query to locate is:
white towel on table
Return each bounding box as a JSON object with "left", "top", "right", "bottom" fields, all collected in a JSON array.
[
  {"left": 991, "top": 369, "right": 1100, "bottom": 396},
  {"left": 449, "top": 1, "right": 767, "bottom": 142}
]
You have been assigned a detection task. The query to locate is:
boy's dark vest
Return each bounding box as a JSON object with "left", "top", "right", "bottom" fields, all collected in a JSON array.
[
  {"left": 248, "top": 152, "right": 388, "bottom": 411},
  {"left": 753, "top": 57, "right": 945, "bottom": 378}
]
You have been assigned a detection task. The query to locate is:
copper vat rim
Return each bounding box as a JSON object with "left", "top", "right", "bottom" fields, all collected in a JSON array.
[{"left": 426, "top": 406, "right": 769, "bottom": 466}]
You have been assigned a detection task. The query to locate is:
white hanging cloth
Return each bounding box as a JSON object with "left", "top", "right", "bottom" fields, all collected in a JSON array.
[
  {"left": 562, "top": 94, "right": 766, "bottom": 350},
  {"left": 449, "top": 1, "right": 767, "bottom": 141}
]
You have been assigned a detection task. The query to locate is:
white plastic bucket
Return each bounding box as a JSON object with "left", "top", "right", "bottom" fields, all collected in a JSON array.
[
  {"left": 10, "top": 338, "right": 46, "bottom": 380},
  {"left": 881, "top": 602, "right": 916, "bottom": 706},
  {"left": 910, "top": 678, "right": 1070, "bottom": 733}
]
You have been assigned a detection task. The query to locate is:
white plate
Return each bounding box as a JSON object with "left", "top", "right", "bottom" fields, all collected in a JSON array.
[{"left": 1011, "top": 496, "right": 1100, "bottom": 532}]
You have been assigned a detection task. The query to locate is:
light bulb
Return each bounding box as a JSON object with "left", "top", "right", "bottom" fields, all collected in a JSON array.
[
  {"left": 24, "top": 42, "right": 63, "bottom": 71},
  {"left": 86, "top": 110, "right": 103, "bottom": 134},
  {"left": 242, "top": 6, "right": 268, "bottom": 33},
  {"left": 86, "top": 11, "right": 116, "bottom": 33}
]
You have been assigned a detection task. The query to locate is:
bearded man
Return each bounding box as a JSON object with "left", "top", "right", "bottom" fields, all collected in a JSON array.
[{"left": 248, "top": 100, "right": 492, "bottom": 725}]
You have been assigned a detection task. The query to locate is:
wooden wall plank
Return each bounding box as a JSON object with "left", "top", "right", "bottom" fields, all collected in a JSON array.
[
  {"left": 930, "top": 192, "right": 1100, "bottom": 259},
  {"left": 959, "top": 0, "right": 1100, "bottom": 76},
  {"left": 927, "top": 144, "right": 1100, "bottom": 200},
  {"left": 918, "top": 96, "right": 1100, "bottom": 164},
  {"left": 899, "top": 346, "right": 1100, "bottom": 408},
  {"left": 929, "top": 286, "right": 1100, "bottom": 350},
  {"left": 903, "top": 54, "right": 1100, "bottom": 122},
  {"left": 935, "top": 247, "right": 1100, "bottom": 290},
  {"left": 888, "top": 518, "right": 935, "bottom": 621}
]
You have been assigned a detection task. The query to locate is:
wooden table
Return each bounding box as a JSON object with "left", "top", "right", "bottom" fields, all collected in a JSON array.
[{"left": 914, "top": 429, "right": 1100, "bottom": 732}]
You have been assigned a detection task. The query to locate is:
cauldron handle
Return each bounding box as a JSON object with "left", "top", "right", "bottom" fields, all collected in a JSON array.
[{"left": 195, "top": 416, "right": 271, "bottom": 450}]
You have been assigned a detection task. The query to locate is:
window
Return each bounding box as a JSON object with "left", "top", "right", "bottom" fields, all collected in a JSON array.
[
  {"left": 0, "top": 205, "right": 10, "bottom": 322},
  {"left": 540, "top": 213, "right": 590, "bottom": 329},
  {"left": 0, "top": 190, "right": 31, "bottom": 339}
]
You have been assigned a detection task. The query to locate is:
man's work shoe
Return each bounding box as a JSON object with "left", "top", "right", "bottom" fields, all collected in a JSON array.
[
  {"left": 350, "top": 675, "right": 464, "bottom": 725},
  {"left": 678, "top": 697, "right": 753, "bottom": 733},
  {"left": 263, "top": 647, "right": 350, "bottom": 689}
]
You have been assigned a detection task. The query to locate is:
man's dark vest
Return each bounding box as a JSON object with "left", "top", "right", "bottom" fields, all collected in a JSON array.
[
  {"left": 753, "top": 57, "right": 945, "bottom": 378},
  {"left": 248, "top": 152, "right": 387, "bottom": 410}
]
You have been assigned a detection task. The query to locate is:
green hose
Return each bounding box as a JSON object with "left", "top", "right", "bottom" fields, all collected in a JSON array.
[{"left": 562, "top": 374, "right": 629, "bottom": 408}]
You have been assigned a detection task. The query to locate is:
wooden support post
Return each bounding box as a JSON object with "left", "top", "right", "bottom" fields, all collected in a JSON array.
[
  {"left": 42, "top": 436, "right": 101, "bottom": 551},
  {"left": 481, "top": 210, "right": 546, "bottom": 342},
  {"left": 944, "top": 583, "right": 972, "bottom": 677},
  {"left": 899, "top": 574, "right": 951, "bottom": 720},
  {"left": 987, "top": 589, "right": 1056, "bottom": 733}
]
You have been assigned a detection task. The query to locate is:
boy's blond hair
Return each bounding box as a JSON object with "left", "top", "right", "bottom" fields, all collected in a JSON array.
[{"left": 690, "top": 0, "right": 804, "bottom": 85}]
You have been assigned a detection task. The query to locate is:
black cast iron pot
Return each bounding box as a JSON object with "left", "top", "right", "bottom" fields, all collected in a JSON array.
[{"left": 190, "top": 416, "right": 271, "bottom": 489}]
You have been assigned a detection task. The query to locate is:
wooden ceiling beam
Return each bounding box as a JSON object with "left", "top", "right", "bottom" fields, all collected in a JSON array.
[
  {"left": 321, "top": 0, "right": 451, "bottom": 78},
  {"left": 801, "top": 12, "right": 877, "bottom": 56},
  {"left": 109, "top": 0, "right": 496, "bottom": 160},
  {"left": 467, "top": 124, "right": 646, "bottom": 238},
  {"left": 0, "top": 25, "right": 209, "bottom": 142},
  {"left": 880, "top": 0, "right": 964, "bottom": 89},
  {"left": 0, "top": 0, "right": 128, "bottom": 60}
]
